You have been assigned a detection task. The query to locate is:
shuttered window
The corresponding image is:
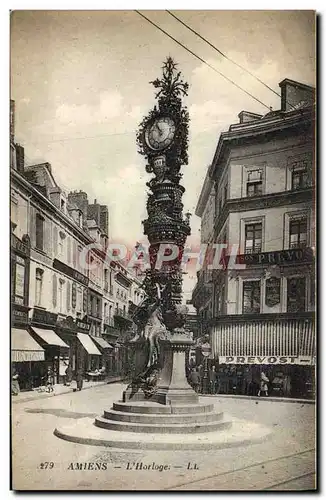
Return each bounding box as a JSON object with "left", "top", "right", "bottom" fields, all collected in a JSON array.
[
  {"left": 52, "top": 274, "right": 57, "bottom": 307},
  {"left": 53, "top": 226, "right": 58, "bottom": 258},
  {"left": 66, "top": 281, "right": 71, "bottom": 311}
]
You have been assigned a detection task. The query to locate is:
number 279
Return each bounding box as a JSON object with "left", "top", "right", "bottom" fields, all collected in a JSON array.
[{"left": 40, "top": 462, "right": 54, "bottom": 469}]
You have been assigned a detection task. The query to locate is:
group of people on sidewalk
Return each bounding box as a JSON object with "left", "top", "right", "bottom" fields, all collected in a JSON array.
[{"left": 188, "top": 364, "right": 272, "bottom": 397}]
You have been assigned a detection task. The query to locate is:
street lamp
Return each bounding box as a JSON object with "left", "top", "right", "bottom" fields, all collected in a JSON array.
[{"left": 201, "top": 341, "right": 211, "bottom": 394}]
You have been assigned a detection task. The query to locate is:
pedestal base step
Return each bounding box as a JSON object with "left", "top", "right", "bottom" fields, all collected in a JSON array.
[
  {"left": 104, "top": 408, "right": 224, "bottom": 424},
  {"left": 54, "top": 414, "right": 272, "bottom": 450},
  {"left": 113, "top": 401, "right": 215, "bottom": 414},
  {"left": 95, "top": 415, "right": 231, "bottom": 434}
]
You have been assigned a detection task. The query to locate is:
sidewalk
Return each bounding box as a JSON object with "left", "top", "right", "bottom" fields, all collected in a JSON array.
[
  {"left": 201, "top": 393, "right": 315, "bottom": 404},
  {"left": 11, "top": 376, "right": 123, "bottom": 404}
]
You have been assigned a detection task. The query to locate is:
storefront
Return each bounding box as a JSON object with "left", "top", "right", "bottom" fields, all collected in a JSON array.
[
  {"left": 10, "top": 232, "right": 44, "bottom": 391},
  {"left": 210, "top": 312, "right": 315, "bottom": 398},
  {"left": 90, "top": 336, "right": 114, "bottom": 372},
  {"left": 11, "top": 327, "right": 45, "bottom": 391},
  {"left": 29, "top": 308, "right": 69, "bottom": 385}
]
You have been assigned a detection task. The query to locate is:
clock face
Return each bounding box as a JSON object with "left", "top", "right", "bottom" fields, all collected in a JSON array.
[{"left": 145, "top": 117, "right": 176, "bottom": 151}]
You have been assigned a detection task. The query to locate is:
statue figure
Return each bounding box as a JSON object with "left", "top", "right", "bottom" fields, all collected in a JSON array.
[{"left": 126, "top": 285, "right": 167, "bottom": 399}]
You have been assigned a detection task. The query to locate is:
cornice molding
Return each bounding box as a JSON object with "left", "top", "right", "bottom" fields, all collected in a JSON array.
[{"left": 214, "top": 187, "right": 313, "bottom": 238}]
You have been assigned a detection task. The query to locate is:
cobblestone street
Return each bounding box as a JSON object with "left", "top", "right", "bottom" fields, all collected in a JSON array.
[{"left": 12, "top": 382, "right": 316, "bottom": 491}]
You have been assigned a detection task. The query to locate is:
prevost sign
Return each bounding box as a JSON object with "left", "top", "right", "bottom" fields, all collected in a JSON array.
[
  {"left": 234, "top": 248, "right": 313, "bottom": 266},
  {"left": 219, "top": 356, "right": 315, "bottom": 365},
  {"left": 53, "top": 259, "right": 89, "bottom": 287}
]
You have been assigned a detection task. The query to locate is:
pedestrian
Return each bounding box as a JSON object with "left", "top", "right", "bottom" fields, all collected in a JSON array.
[
  {"left": 258, "top": 371, "right": 269, "bottom": 397},
  {"left": 46, "top": 366, "right": 54, "bottom": 393},
  {"left": 190, "top": 368, "right": 200, "bottom": 393},
  {"left": 76, "top": 369, "right": 84, "bottom": 391},
  {"left": 11, "top": 367, "right": 20, "bottom": 396},
  {"left": 243, "top": 367, "right": 252, "bottom": 395},
  {"left": 66, "top": 364, "right": 73, "bottom": 386},
  {"left": 208, "top": 366, "right": 217, "bottom": 394}
]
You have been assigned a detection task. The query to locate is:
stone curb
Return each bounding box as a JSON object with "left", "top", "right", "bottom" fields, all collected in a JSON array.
[
  {"left": 11, "top": 377, "right": 123, "bottom": 404},
  {"left": 200, "top": 394, "right": 315, "bottom": 404}
]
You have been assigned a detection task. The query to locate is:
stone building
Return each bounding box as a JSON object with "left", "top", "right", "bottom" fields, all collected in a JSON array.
[
  {"left": 10, "top": 103, "right": 144, "bottom": 390},
  {"left": 192, "top": 79, "right": 316, "bottom": 398}
]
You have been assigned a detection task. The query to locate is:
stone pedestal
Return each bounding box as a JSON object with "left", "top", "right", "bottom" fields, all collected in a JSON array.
[{"left": 153, "top": 329, "right": 198, "bottom": 405}]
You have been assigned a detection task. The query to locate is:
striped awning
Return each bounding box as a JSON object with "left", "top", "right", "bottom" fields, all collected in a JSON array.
[
  {"left": 77, "top": 333, "right": 101, "bottom": 355},
  {"left": 31, "top": 328, "right": 69, "bottom": 348},
  {"left": 11, "top": 328, "right": 45, "bottom": 362},
  {"left": 91, "top": 336, "right": 113, "bottom": 350}
]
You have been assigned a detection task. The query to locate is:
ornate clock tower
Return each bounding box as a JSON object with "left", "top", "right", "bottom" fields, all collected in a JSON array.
[{"left": 137, "top": 56, "right": 191, "bottom": 323}]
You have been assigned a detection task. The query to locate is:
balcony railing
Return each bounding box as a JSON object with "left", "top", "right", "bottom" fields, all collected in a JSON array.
[
  {"left": 114, "top": 308, "right": 131, "bottom": 320},
  {"left": 104, "top": 317, "right": 115, "bottom": 327}
]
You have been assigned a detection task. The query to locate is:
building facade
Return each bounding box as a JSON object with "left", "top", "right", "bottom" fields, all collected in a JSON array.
[
  {"left": 192, "top": 79, "right": 316, "bottom": 398},
  {"left": 10, "top": 104, "right": 145, "bottom": 390}
]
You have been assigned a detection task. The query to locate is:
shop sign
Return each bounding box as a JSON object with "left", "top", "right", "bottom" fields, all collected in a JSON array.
[
  {"left": 53, "top": 259, "right": 89, "bottom": 287},
  {"left": 15, "top": 262, "right": 25, "bottom": 299},
  {"left": 219, "top": 355, "right": 301, "bottom": 365},
  {"left": 11, "top": 233, "right": 30, "bottom": 256},
  {"left": 12, "top": 306, "right": 28, "bottom": 324},
  {"left": 76, "top": 319, "right": 91, "bottom": 332},
  {"left": 237, "top": 248, "right": 313, "bottom": 266},
  {"left": 265, "top": 278, "right": 281, "bottom": 307},
  {"left": 32, "top": 308, "right": 58, "bottom": 326}
]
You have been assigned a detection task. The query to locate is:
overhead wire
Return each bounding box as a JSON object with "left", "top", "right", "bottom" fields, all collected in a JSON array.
[
  {"left": 135, "top": 10, "right": 271, "bottom": 111},
  {"left": 165, "top": 10, "right": 298, "bottom": 112}
]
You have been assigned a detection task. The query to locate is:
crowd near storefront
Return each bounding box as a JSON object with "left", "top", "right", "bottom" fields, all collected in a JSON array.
[
  {"left": 191, "top": 79, "right": 316, "bottom": 400},
  {"left": 10, "top": 100, "right": 146, "bottom": 394}
]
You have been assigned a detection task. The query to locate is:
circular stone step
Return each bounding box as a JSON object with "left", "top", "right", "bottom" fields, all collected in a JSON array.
[
  {"left": 94, "top": 415, "right": 232, "bottom": 434},
  {"left": 103, "top": 409, "right": 224, "bottom": 424},
  {"left": 113, "top": 401, "right": 215, "bottom": 414},
  {"left": 54, "top": 414, "right": 272, "bottom": 450}
]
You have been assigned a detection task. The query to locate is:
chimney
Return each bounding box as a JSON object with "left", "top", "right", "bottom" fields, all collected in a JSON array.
[
  {"left": 238, "top": 111, "right": 263, "bottom": 124},
  {"left": 15, "top": 144, "right": 24, "bottom": 174},
  {"left": 279, "top": 79, "right": 315, "bottom": 112}
]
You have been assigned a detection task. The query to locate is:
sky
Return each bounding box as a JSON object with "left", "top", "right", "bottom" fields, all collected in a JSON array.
[{"left": 10, "top": 10, "right": 316, "bottom": 300}]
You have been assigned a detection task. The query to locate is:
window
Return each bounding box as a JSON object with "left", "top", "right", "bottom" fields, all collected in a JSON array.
[
  {"left": 77, "top": 287, "right": 82, "bottom": 312},
  {"left": 292, "top": 167, "right": 309, "bottom": 190},
  {"left": 243, "top": 280, "right": 261, "bottom": 313},
  {"left": 52, "top": 274, "right": 57, "bottom": 308},
  {"left": 59, "top": 278, "right": 65, "bottom": 312},
  {"left": 35, "top": 268, "right": 44, "bottom": 306},
  {"left": 287, "top": 277, "right": 306, "bottom": 312},
  {"left": 60, "top": 199, "right": 65, "bottom": 211},
  {"left": 66, "top": 281, "right": 71, "bottom": 312},
  {"left": 72, "top": 282, "right": 76, "bottom": 309},
  {"left": 58, "top": 231, "right": 65, "bottom": 259},
  {"left": 289, "top": 219, "right": 307, "bottom": 248},
  {"left": 36, "top": 214, "right": 44, "bottom": 251},
  {"left": 245, "top": 223, "right": 262, "bottom": 253},
  {"left": 246, "top": 170, "right": 263, "bottom": 197},
  {"left": 11, "top": 193, "right": 18, "bottom": 226}
]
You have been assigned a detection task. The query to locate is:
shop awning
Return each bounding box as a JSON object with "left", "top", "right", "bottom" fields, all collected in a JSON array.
[
  {"left": 91, "top": 336, "right": 113, "bottom": 350},
  {"left": 31, "top": 328, "right": 69, "bottom": 348},
  {"left": 77, "top": 333, "right": 101, "bottom": 355},
  {"left": 11, "top": 328, "right": 45, "bottom": 362}
]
